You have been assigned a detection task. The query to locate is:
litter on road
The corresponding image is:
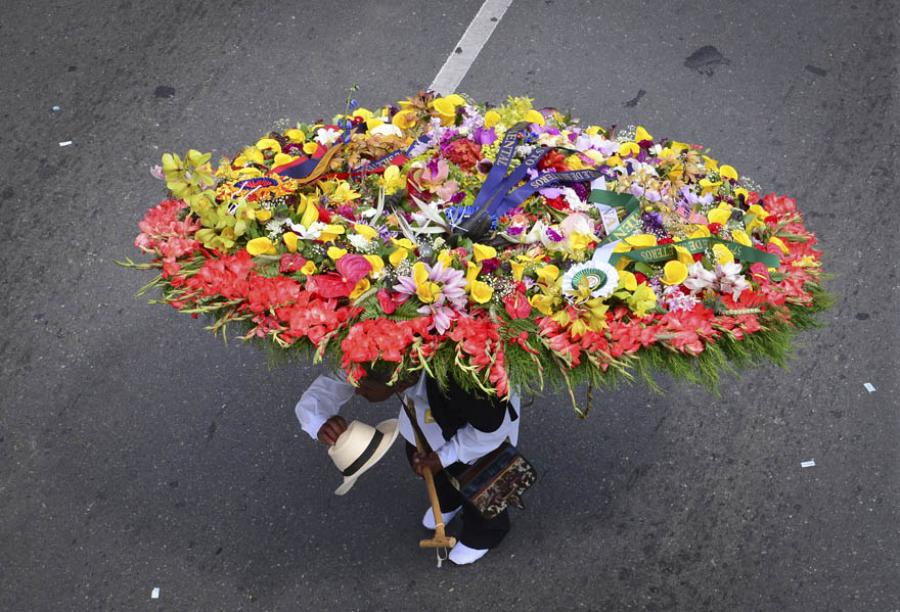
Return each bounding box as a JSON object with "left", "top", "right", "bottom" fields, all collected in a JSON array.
[
  {"left": 59, "top": 141, "right": 73, "bottom": 147},
  {"left": 52, "top": 105, "right": 61, "bottom": 112},
  {"left": 801, "top": 460, "right": 816, "bottom": 468},
  {"left": 864, "top": 382, "right": 876, "bottom": 393},
  {"left": 150, "top": 587, "right": 160, "bottom": 599}
]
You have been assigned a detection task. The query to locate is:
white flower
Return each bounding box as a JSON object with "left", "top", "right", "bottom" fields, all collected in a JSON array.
[
  {"left": 561, "top": 187, "right": 592, "bottom": 212},
  {"left": 684, "top": 262, "right": 717, "bottom": 293},
  {"left": 288, "top": 220, "right": 326, "bottom": 240},
  {"left": 315, "top": 127, "right": 342, "bottom": 146},
  {"left": 561, "top": 259, "right": 619, "bottom": 300},
  {"left": 347, "top": 234, "right": 370, "bottom": 251},
  {"left": 716, "top": 263, "right": 749, "bottom": 299},
  {"left": 370, "top": 123, "right": 402, "bottom": 138}
]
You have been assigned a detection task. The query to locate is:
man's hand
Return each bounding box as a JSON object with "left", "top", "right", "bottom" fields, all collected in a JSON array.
[
  {"left": 317, "top": 416, "right": 348, "bottom": 446},
  {"left": 412, "top": 451, "right": 443, "bottom": 478}
]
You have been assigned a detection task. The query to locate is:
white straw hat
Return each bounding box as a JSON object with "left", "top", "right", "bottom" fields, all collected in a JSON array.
[{"left": 328, "top": 419, "right": 400, "bottom": 496}]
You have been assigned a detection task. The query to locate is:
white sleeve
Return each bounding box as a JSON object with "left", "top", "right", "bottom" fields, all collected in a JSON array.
[
  {"left": 434, "top": 391, "right": 521, "bottom": 466},
  {"left": 295, "top": 373, "right": 357, "bottom": 440}
]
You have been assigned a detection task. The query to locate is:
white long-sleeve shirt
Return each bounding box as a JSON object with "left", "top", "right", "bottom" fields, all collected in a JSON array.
[{"left": 295, "top": 372, "right": 520, "bottom": 466}]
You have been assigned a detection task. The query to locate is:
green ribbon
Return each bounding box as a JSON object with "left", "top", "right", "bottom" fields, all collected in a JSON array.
[{"left": 589, "top": 189, "right": 781, "bottom": 268}]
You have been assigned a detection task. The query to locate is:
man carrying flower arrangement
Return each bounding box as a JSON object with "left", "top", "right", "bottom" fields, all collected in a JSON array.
[{"left": 295, "top": 372, "right": 522, "bottom": 566}]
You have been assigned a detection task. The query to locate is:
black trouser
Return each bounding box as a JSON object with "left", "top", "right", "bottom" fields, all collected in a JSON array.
[{"left": 405, "top": 442, "right": 510, "bottom": 550}]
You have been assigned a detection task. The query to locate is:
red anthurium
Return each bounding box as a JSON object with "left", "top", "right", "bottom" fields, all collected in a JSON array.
[{"left": 336, "top": 254, "right": 372, "bottom": 285}]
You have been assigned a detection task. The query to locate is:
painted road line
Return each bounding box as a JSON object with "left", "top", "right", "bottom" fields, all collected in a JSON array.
[{"left": 429, "top": 0, "right": 514, "bottom": 95}]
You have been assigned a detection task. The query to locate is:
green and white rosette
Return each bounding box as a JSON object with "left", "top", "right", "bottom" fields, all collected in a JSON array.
[{"left": 562, "top": 243, "right": 619, "bottom": 300}]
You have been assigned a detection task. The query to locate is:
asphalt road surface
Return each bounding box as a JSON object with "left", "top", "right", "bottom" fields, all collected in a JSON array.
[{"left": 1, "top": 1, "right": 898, "bottom": 610}]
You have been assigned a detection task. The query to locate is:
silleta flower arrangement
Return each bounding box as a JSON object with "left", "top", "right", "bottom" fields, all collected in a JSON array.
[{"left": 123, "top": 92, "right": 830, "bottom": 414}]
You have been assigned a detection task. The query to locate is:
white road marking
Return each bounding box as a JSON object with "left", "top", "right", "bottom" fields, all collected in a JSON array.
[{"left": 429, "top": 0, "right": 514, "bottom": 95}]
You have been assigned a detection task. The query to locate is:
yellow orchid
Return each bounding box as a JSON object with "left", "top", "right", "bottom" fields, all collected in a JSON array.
[
  {"left": 389, "top": 247, "right": 409, "bottom": 267},
  {"left": 392, "top": 110, "right": 417, "bottom": 129},
  {"left": 365, "top": 117, "right": 385, "bottom": 132},
  {"left": 381, "top": 165, "right": 405, "bottom": 195},
  {"left": 689, "top": 225, "right": 711, "bottom": 239},
  {"left": 712, "top": 243, "right": 735, "bottom": 264},
  {"left": 529, "top": 293, "right": 558, "bottom": 316},
  {"left": 283, "top": 231, "right": 298, "bottom": 253},
  {"left": 569, "top": 232, "right": 594, "bottom": 252},
  {"left": 734, "top": 187, "right": 749, "bottom": 201},
  {"left": 466, "top": 261, "right": 482, "bottom": 288},
  {"left": 300, "top": 202, "right": 319, "bottom": 228},
  {"left": 535, "top": 264, "right": 560, "bottom": 286},
  {"left": 300, "top": 260, "right": 317, "bottom": 275},
  {"left": 327, "top": 246, "right": 347, "bottom": 261},
  {"left": 702, "top": 155, "right": 719, "bottom": 171},
  {"left": 661, "top": 260, "right": 688, "bottom": 285},
  {"left": 327, "top": 181, "right": 361, "bottom": 204},
  {"left": 273, "top": 153, "right": 297, "bottom": 167},
  {"left": 246, "top": 237, "right": 276, "bottom": 256},
  {"left": 239, "top": 146, "right": 265, "bottom": 166},
  {"left": 469, "top": 280, "right": 494, "bottom": 304},
  {"left": 473, "top": 243, "right": 497, "bottom": 262},
  {"left": 628, "top": 283, "right": 658, "bottom": 317},
  {"left": 605, "top": 154, "right": 624, "bottom": 167},
  {"left": 302, "top": 141, "right": 319, "bottom": 155},
  {"left": 699, "top": 177, "right": 722, "bottom": 195},
  {"left": 483, "top": 110, "right": 501, "bottom": 128},
  {"left": 255, "top": 209, "right": 273, "bottom": 222}
]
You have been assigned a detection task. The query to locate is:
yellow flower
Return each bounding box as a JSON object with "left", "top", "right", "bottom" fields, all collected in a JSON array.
[
  {"left": 469, "top": 280, "right": 494, "bottom": 304},
  {"left": 349, "top": 278, "right": 370, "bottom": 300},
  {"left": 392, "top": 110, "right": 417, "bottom": 129},
  {"left": 284, "top": 128, "right": 306, "bottom": 143},
  {"left": 618, "top": 142, "right": 640, "bottom": 157},
  {"left": 318, "top": 224, "right": 345, "bottom": 243},
  {"left": 255, "top": 209, "right": 273, "bottom": 222},
  {"left": 628, "top": 283, "right": 657, "bottom": 317},
  {"left": 240, "top": 147, "right": 265, "bottom": 165},
  {"left": 624, "top": 234, "right": 658, "bottom": 248},
  {"left": 712, "top": 243, "right": 735, "bottom": 264},
  {"left": 565, "top": 154, "right": 588, "bottom": 170},
  {"left": 466, "top": 261, "right": 482, "bottom": 287},
  {"left": 605, "top": 154, "right": 624, "bottom": 167},
  {"left": 768, "top": 236, "right": 790, "bottom": 254},
  {"left": 483, "top": 110, "right": 501, "bottom": 128},
  {"left": 702, "top": 155, "right": 719, "bottom": 171},
  {"left": 719, "top": 164, "right": 738, "bottom": 181},
  {"left": 327, "top": 246, "right": 347, "bottom": 261},
  {"left": 437, "top": 249, "right": 453, "bottom": 268},
  {"left": 351, "top": 107, "right": 374, "bottom": 121},
  {"left": 273, "top": 153, "right": 297, "bottom": 167},
  {"left": 473, "top": 243, "right": 497, "bottom": 262},
  {"left": 674, "top": 245, "right": 694, "bottom": 266},
  {"left": 585, "top": 125, "right": 604, "bottom": 136},
  {"left": 300, "top": 260, "right": 317, "bottom": 275},
  {"left": 569, "top": 318, "right": 588, "bottom": 339},
  {"left": 635, "top": 126, "right": 653, "bottom": 142},
  {"left": 235, "top": 167, "right": 262, "bottom": 178},
  {"left": 365, "top": 117, "right": 385, "bottom": 132},
  {"left": 283, "top": 231, "right": 298, "bottom": 253},
  {"left": 524, "top": 109, "right": 545, "bottom": 125},
  {"left": 689, "top": 225, "right": 711, "bottom": 239},
  {"left": 734, "top": 187, "right": 749, "bottom": 201},
  {"left": 707, "top": 207, "right": 732, "bottom": 225},
  {"left": 551, "top": 309, "right": 570, "bottom": 327},
  {"left": 246, "top": 237, "right": 276, "bottom": 256},
  {"left": 256, "top": 138, "right": 281, "bottom": 153},
  {"left": 382, "top": 165, "right": 405, "bottom": 195},
  {"left": 300, "top": 203, "right": 319, "bottom": 228},
  {"left": 364, "top": 255, "right": 385, "bottom": 277},
  {"left": 329, "top": 182, "right": 361, "bottom": 204},
  {"left": 731, "top": 229, "right": 752, "bottom": 247},
  {"left": 569, "top": 232, "right": 594, "bottom": 252},
  {"left": 699, "top": 177, "right": 722, "bottom": 194},
  {"left": 618, "top": 270, "right": 638, "bottom": 291},
  {"left": 391, "top": 237, "right": 416, "bottom": 250},
  {"left": 417, "top": 281, "right": 440, "bottom": 303},
  {"left": 444, "top": 93, "right": 466, "bottom": 106},
  {"left": 535, "top": 264, "right": 560, "bottom": 285},
  {"left": 661, "top": 260, "right": 688, "bottom": 285},
  {"left": 529, "top": 293, "right": 556, "bottom": 316},
  {"left": 302, "top": 141, "right": 319, "bottom": 155},
  {"left": 389, "top": 247, "right": 409, "bottom": 267},
  {"left": 510, "top": 260, "right": 526, "bottom": 281},
  {"left": 353, "top": 224, "right": 378, "bottom": 240}
]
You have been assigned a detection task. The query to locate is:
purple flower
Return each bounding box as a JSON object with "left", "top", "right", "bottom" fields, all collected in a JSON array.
[
  {"left": 546, "top": 226, "right": 564, "bottom": 242},
  {"left": 473, "top": 127, "right": 497, "bottom": 145},
  {"left": 480, "top": 258, "right": 500, "bottom": 274}
]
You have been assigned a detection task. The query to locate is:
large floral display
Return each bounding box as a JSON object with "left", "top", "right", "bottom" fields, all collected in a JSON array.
[{"left": 124, "top": 92, "right": 829, "bottom": 414}]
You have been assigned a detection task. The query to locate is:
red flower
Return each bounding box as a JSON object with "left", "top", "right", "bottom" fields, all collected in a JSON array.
[
  {"left": 280, "top": 254, "right": 307, "bottom": 273},
  {"left": 538, "top": 150, "right": 568, "bottom": 172},
  {"left": 503, "top": 290, "right": 531, "bottom": 319},
  {"left": 708, "top": 222, "right": 722, "bottom": 235},
  {"left": 444, "top": 138, "right": 483, "bottom": 171}
]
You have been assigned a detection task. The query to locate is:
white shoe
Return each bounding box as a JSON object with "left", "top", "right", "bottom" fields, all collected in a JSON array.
[
  {"left": 449, "top": 542, "right": 489, "bottom": 565},
  {"left": 421, "top": 505, "right": 461, "bottom": 529}
]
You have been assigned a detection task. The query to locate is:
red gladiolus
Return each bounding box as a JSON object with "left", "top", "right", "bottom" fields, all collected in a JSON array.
[{"left": 503, "top": 290, "right": 531, "bottom": 319}]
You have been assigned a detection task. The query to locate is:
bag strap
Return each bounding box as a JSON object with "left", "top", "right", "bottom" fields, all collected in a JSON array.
[{"left": 395, "top": 393, "right": 432, "bottom": 454}]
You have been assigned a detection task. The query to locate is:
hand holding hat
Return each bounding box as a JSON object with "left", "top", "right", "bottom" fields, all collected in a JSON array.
[{"left": 326, "top": 418, "right": 400, "bottom": 496}]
